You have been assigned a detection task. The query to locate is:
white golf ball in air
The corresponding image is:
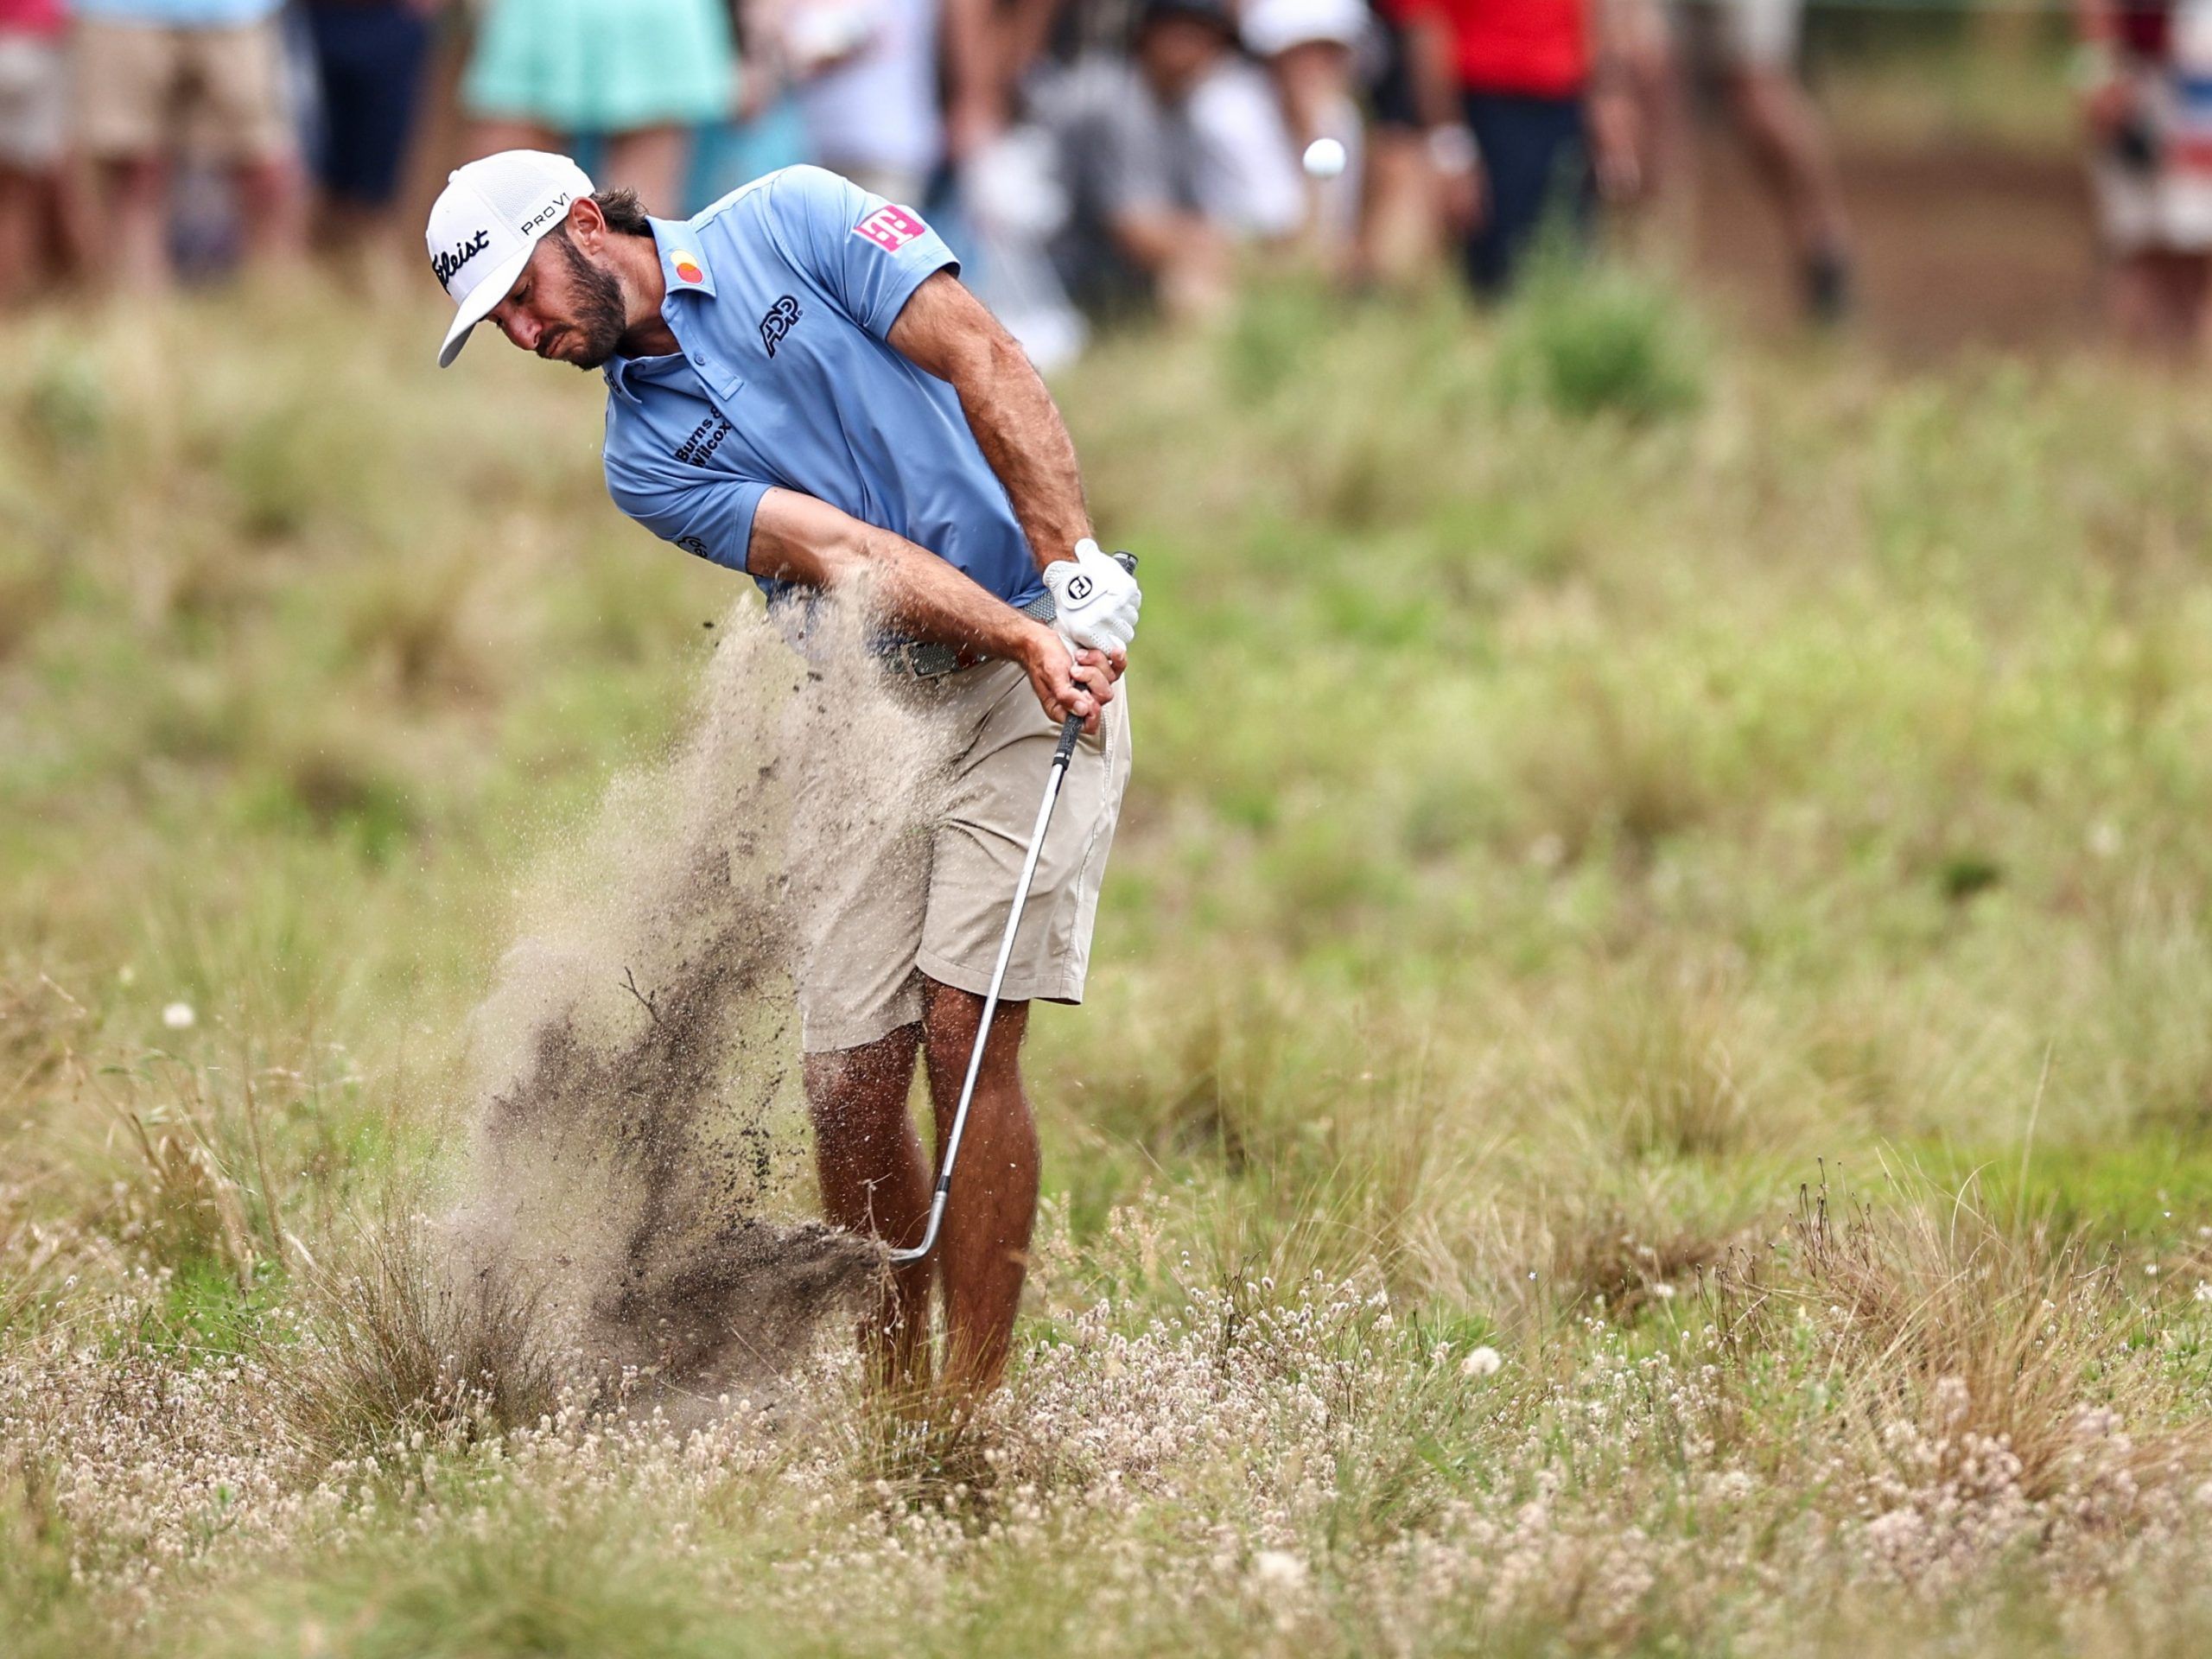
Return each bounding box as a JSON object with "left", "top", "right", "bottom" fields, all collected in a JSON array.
[{"left": 1301, "top": 137, "right": 1347, "bottom": 180}]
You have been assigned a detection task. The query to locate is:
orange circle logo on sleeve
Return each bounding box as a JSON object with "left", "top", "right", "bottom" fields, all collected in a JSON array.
[{"left": 673, "top": 253, "right": 705, "bottom": 284}]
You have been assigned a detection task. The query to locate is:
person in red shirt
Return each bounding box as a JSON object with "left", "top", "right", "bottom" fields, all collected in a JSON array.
[{"left": 1389, "top": 0, "right": 1634, "bottom": 292}]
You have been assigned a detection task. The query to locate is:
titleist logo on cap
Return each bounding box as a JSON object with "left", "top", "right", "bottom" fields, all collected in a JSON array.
[{"left": 430, "top": 228, "right": 491, "bottom": 287}]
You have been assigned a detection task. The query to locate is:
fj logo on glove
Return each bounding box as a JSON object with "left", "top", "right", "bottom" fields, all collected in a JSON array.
[
  {"left": 759, "top": 296, "right": 802, "bottom": 358},
  {"left": 1065, "top": 575, "right": 1094, "bottom": 602},
  {"left": 429, "top": 228, "right": 490, "bottom": 287}
]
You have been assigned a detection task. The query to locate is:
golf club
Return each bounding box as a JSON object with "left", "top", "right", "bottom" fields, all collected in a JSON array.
[{"left": 888, "top": 550, "right": 1136, "bottom": 1267}]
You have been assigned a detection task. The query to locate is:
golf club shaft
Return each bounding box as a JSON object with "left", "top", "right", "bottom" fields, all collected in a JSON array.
[
  {"left": 887, "top": 715, "right": 1080, "bottom": 1267},
  {"left": 887, "top": 549, "right": 1133, "bottom": 1268}
]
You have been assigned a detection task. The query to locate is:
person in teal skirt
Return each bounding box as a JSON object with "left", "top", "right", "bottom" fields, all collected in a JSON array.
[{"left": 463, "top": 0, "right": 736, "bottom": 213}]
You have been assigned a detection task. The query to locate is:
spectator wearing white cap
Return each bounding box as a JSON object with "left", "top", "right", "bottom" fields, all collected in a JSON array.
[{"left": 1242, "top": 0, "right": 1369, "bottom": 256}]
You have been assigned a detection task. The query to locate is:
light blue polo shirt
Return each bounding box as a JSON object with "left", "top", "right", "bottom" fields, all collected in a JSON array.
[{"left": 600, "top": 166, "right": 1043, "bottom": 613}]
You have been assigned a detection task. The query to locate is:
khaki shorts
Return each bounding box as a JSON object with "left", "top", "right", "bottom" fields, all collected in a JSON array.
[
  {"left": 796, "top": 658, "right": 1132, "bottom": 1054},
  {"left": 73, "top": 17, "right": 293, "bottom": 163}
]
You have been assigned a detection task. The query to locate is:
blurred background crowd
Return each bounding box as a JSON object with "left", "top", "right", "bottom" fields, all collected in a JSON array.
[{"left": 1, "top": 0, "right": 2209, "bottom": 363}]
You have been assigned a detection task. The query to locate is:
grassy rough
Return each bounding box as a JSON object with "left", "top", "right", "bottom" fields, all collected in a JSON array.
[{"left": 8, "top": 265, "right": 2212, "bottom": 1655}]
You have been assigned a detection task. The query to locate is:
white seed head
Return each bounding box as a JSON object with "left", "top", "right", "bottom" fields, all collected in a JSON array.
[
  {"left": 162, "top": 1001, "right": 196, "bottom": 1031},
  {"left": 1461, "top": 1345, "right": 1503, "bottom": 1379}
]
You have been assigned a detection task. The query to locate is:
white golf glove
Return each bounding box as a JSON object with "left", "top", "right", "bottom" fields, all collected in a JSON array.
[{"left": 1041, "top": 537, "right": 1141, "bottom": 656}]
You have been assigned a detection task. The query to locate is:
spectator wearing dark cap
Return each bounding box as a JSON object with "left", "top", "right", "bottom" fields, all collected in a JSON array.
[
  {"left": 302, "top": 0, "right": 443, "bottom": 283},
  {"left": 1043, "top": 0, "right": 1302, "bottom": 318}
]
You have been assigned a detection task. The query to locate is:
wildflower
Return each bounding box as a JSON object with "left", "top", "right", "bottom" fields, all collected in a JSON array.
[
  {"left": 2194, "top": 1281, "right": 2212, "bottom": 1304},
  {"left": 161, "top": 1002, "right": 195, "bottom": 1031},
  {"left": 1651, "top": 1282, "right": 1677, "bottom": 1301},
  {"left": 1461, "top": 1346, "right": 1503, "bottom": 1379},
  {"left": 1252, "top": 1550, "right": 1307, "bottom": 1589}
]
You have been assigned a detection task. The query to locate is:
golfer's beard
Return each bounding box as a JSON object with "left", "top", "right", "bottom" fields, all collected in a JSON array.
[{"left": 556, "top": 237, "right": 629, "bottom": 370}]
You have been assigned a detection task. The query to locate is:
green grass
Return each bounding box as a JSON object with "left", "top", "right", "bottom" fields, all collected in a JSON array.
[{"left": 10, "top": 261, "right": 2212, "bottom": 1654}]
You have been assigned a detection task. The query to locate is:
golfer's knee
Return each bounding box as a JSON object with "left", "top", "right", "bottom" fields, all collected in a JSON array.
[
  {"left": 922, "top": 985, "right": 1027, "bottom": 1078},
  {"left": 803, "top": 1027, "right": 918, "bottom": 1133}
]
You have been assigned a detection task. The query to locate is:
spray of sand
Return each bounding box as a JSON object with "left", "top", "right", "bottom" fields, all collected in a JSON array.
[{"left": 445, "top": 593, "right": 952, "bottom": 1420}]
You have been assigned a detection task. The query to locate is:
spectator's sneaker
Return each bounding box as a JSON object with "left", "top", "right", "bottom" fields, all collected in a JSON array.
[{"left": 1804, "top": 248, "right": 1853, "bottom": 326}]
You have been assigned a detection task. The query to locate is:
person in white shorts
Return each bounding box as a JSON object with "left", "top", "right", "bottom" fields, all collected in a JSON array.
[
  {"left": 2080, "top": 0, "right": 2212, "bottom": 353},
  {"left": 1621, "top": 0, "right": 1852, "bottom": 321}
]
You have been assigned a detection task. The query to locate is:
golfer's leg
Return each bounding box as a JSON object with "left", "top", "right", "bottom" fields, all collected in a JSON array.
[
  {"left": 804, "top": 1026, "right": 932, "bottom": 1385},
  {"left": 921, "top": 982, "right": 1039, "bottom": 1396}
]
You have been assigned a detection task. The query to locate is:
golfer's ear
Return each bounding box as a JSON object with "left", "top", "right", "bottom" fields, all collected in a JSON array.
[{"left": 566, "top": 195, "right": 607, "bottom": 253}]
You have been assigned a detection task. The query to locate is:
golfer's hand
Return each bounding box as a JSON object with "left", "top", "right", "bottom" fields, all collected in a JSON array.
[
  {"left": 1042, "top": 538, "right": 1141, "bottom": 656},
  {"left": 1022, "top": 626, "right": 1117, "bottom": 734}
]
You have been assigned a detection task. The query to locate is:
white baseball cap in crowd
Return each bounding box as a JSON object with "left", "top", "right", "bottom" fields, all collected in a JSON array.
[{"left": 426, "top": 149, "right": 596, "bottom": 367}]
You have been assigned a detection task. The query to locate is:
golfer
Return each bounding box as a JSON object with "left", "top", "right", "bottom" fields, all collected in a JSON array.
[{"left": 425, "top": 151, "right": 1140, "bottom": 1396}]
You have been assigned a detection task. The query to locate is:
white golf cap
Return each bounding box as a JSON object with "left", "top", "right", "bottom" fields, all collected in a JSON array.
[{"left": 426, "top": 149, "right": 595, "bottom": 367}]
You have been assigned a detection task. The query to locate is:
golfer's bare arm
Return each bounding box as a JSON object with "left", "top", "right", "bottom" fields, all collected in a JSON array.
[
  {"left": 746, "top": 490, "right": 1115, "bottom": 722},
  {"left": 885, "top": 270, "right": 1092, "bottom": 575}
]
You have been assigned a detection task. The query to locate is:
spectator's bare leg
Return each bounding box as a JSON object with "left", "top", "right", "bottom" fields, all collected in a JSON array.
[
  {"left": 0, "top": 168, "right": 40, "bottom": 305},
  {"left": 1727, "top": 67, "right": 1853, "bottom": 312},
  {"left": 100, "top": 154, "right": 170, "bottom": 294},
  {"left": 2182, "top": 256, "right": 2212, "bottom": 356},
  {"left": 2105, "top": 251, "right": 2206, "bottom": 359},
  {"left": 602, "top": 124, "right": 690, "bottom": 217},
  {"left": 1354, "top": 127, "right": 1437, "bottom": 288},
  {"left": 1612, "top": 0, "right": 1692, "bottom": 264},
  {"left": 234, "top": 155, "right": 305, "bottom": 273}
]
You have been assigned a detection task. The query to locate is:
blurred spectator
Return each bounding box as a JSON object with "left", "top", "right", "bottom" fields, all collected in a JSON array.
[
  {"left": 1241, "top": 0, "right": 1368, "bottom": 257},
  {"left": 2078, "top": 0, "right": 2212, "bottom": 353},
  {"left": 71, "top": 0, "right": 304, "bottom": 291},
  {"left": 1353, "top": 0, "right": 1440, "bottom": 285},
  {"left": 1042, "top": 0, "right": 1302, "bottom": 320},
  {"left": 1395, "top": 0, "right": 1634, "bottom": 294},
  {"left": 782, "top": 0, "right": 975, "bottom": 202},
  {"left": 463, "top": 0, "right": 734, "bottom": 213},
  {"left": 302, "top": 0, "right": 441, "bottom": 283},
  {"left": 1647, "top": 0, "right": 1852, "bottom": 320},
  {"left": 0, "top": 0, "right": 69, "bottom": 302}
]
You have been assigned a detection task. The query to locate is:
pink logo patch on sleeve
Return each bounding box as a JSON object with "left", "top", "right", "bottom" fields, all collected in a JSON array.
[{"left": 853, "top": 205, "right": 928, "bottom": 253}]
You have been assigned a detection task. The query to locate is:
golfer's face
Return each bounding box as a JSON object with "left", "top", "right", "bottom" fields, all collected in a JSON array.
[{"left": 482, "top": 238, "right": 601, "bottom": 365}]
